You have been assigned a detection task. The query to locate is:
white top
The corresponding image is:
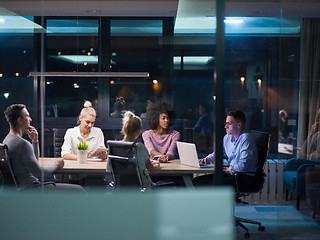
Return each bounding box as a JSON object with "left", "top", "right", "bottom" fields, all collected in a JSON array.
[{"left": 61, "top": 126, "right": 106, "bottom": 158}]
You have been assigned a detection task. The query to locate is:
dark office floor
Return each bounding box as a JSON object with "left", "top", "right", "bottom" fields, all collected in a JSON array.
[
  {"left": 65, "top": 176, "right": 320, "bottom": 240},
  {"left": 235, "top": 198, "right": 320, "bottom": 240}
]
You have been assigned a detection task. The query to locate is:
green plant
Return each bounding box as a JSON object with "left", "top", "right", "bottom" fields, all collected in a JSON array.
[{"left": 77, "top": 141, "right": 88, "bottom": 150}]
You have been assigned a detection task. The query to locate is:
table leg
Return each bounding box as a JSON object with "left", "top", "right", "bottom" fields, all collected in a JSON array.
[{"left": 183, "top": 175, "right": 195, "bottom": 188}]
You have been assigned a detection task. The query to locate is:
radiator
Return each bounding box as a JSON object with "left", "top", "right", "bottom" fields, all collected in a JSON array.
[{"left": 246, "top": 159, "right": 287, "bottom": 201}]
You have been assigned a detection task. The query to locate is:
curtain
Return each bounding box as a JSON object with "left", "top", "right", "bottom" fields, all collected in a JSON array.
[{"left": 298, "top": 18, "right": 320, "bottom": 160}]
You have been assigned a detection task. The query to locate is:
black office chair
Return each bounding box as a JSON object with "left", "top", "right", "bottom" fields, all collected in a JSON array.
[
  {"left": 1, "top": 143, "right": 56, "bottom": 191},
  {"left": 107, "top": 140, "right": 145, "bottom": 191},
  {"left": 0, "top": 143, "right": 18, "bottom": 190},
  {"left": 52, "top": 128, "right": 68, "bottom": 157},
  {"left": 52, "top": 128, "right": 69, "bottom": 182},
  {"left": 107, "top": 140, "right": 174, "bottom": 191},
  {"left": 234, "top": 130, "right": 270, "bottom": 239}
]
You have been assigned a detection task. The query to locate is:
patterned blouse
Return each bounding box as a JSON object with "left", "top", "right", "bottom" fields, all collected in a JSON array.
[{"left": 142, "top": 129, "right": 180, "bottom": 158}]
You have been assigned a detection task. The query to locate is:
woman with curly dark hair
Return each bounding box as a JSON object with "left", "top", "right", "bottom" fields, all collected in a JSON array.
[{"left": 142, "top": 100, "right": 180, "bottom": 162}]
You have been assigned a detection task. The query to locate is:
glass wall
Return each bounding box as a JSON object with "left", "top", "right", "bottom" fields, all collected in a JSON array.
[
  {"left": 109, "top": 19, "right": 164, "bottom": 118},
  {"left": 173, "top": 27, "right": 215, "bottom": 157},
  {"left": 45, "top": 18, "right": 99, "bottom": 118},
  {"left": 0, "top": 16, "right": 35, "bottom": 140},
  {"left": 41, "top": 18, "right": 173, "bottom": 129},
  {"left": 44, "top": 18, "right": 167, "bottom": 120},
  {"left": 2, "top": 2, "right": 320, "bottom": 240},
  {"left": 0, "top": 2, "right": 320, "bottom": 161},
  {"left": 224, "top": 17, "right": 301, "bottom": 157}
]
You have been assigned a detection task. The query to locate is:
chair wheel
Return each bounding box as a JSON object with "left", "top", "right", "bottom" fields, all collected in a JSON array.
[
  {"left": 259, "top": 226, "right": 265, "bottom": 231},
  {"left": 244, "top": 232, "right": 250, "bottom": 239}
]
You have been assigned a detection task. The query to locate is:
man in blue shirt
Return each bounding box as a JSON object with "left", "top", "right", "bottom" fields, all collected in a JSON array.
[{"left": 192, "top": 110, "right": 258, "bottom": 188}]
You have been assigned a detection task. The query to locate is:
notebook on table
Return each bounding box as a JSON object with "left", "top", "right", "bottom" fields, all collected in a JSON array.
[{"left": 176, "top": 141, "right": 214, "bottom": 168}]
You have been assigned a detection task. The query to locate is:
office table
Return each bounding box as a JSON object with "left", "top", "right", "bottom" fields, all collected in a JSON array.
[
  {"left": 39, "top": 158, "right": 107, "bottom": 174},
  {"left": 39, "top": 158, "right": 214, "bottom": 187},
  {"left": 152, "top": 160, "right": 214, "bottom": 187}
]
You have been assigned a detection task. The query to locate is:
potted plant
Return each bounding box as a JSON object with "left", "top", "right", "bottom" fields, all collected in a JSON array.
[{"left": 77, "top": 141, "right": 88, "bottom": 164}]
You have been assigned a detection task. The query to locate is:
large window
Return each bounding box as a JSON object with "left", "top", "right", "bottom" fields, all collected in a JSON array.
[
  {"left": 171, "top": 16, "right": 301, "bottom": 157},
  {"left": 224, "top": 18, "right": 301, "bottom": 157},
  {"left": 45, "top": 19, "right": 99, "bottom": 118},
  {"left": 109, "top": 19, "right": 164, "bottom": 118},
  {"left": 42, "top": 18, "right": 169, "bottom": 124},
  {"left": 0, "top": 14, "right": 309, "bottom": 160},
  {"left": 0, "top": 16, "right": 35, "bottom": 139}
]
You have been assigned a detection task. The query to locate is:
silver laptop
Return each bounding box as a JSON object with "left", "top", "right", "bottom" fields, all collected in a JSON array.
[{"left": 176, "top": 141, "right": 213, "bottom": 168}]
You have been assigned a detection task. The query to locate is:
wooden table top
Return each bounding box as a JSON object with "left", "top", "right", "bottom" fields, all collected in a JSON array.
[
  {"left": 152, "top": 159, "right": 214, "bottom": 174},
  {"left": 39, "top": 158, "right": 107, "bottom": 174},
  {"left": 39, "top": 158, "right": 214, "bottom": 174}
]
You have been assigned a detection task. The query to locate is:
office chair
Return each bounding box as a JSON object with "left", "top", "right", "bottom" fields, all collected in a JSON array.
[
  {"left": 234, "top": 130, "right": 270, "bottom": 239},
  {"left": 52, "top": 128, "right": 69, "bottom": 182},
  {"left": 0, "top": 143, "right": 18, "bottom": 190},
  {"left": 107, "top": 140, "right": 174, "bottom": 191},
  {"left": 1, "top": 143, "right": 56, "bottom": 191},
  {"left": 283, "top": 158, "right": 320, "bottom": 210},
  {"left": 107, "top": 140, "right": 146, "bottom": 191},
  {"left": 52, "top": 128, "right": 68, "bottom": 157}
]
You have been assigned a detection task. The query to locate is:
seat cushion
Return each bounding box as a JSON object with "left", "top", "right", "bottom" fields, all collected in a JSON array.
[{"left": 283, "top": 171, "right": 297, "bottom": 194}]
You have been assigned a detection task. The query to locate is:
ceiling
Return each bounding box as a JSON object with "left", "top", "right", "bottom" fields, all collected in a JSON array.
[
  {"left": 0, "top": 0, "right": 319, "bottom": 18},
  {"left": 0, "top": 1, "right": 319, "bottom": 35}
]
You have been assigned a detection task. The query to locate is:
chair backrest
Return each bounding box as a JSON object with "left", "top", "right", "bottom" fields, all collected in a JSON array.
[
  {"left": 107, "top": 140, "right": 142, "bottom": 189},
  {"left": 52, "top": 128, "right": 67, "bottom": 157},
  {"left": 0, "top": 143, "right": 18, "bottom": 189},
  {"left": 238, "top": 130, "right": 270, "bottom": 193},
  {"left": 250, "top": 130, "right": 271, "bottom": 172}
]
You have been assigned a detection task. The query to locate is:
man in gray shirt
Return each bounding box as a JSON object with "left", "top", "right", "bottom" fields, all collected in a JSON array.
[{"left": 3, "top": 104, "right": 83, "bottom": 191}]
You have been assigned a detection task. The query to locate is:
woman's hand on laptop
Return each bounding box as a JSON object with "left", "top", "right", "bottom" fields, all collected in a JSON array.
[{"left": 199, "top": 157, "right": 213, "bottom": 165}]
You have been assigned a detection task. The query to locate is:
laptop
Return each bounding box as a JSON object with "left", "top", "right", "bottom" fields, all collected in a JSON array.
[{"left": 176, "top": 141, "right": 214, "bottom": 168}]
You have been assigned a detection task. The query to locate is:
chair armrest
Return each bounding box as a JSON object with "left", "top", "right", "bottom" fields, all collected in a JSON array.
[
  {"left": 285, "top": 158, "right": 307, "bottom": 171},
  {"left": 285, "top": 158, "right": 320, "bottom": 171},
  {"left": 296, "top": 164, "right": 319, "bottom": 175},
  {"left": 294, "top": 164, "right": 320, "bottom": 195}
]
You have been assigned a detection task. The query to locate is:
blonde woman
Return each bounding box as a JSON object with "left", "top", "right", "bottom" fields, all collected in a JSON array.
[
  {"left": 61, "top": 101, "right": 107, "bottom": 161},
  {"left": 121, "top": 111, "right": 159, "bottom": 187}
]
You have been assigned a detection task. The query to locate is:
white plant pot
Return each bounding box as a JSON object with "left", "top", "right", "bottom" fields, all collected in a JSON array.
[{"left": 77, "top": 149, "right": 88, "bottom": 164}]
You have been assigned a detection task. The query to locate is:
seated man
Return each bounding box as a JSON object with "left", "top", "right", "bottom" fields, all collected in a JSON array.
[
  {"left": 192, "top": 110, "right": 258, "bottom": 189},
  {"left": 3, "top": 104, "right": 84, "bottom": 191}
]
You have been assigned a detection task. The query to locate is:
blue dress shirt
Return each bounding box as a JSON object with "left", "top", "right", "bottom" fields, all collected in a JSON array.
[{"left": 206, "top": 132, "right": 258, "bottom": 175}]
